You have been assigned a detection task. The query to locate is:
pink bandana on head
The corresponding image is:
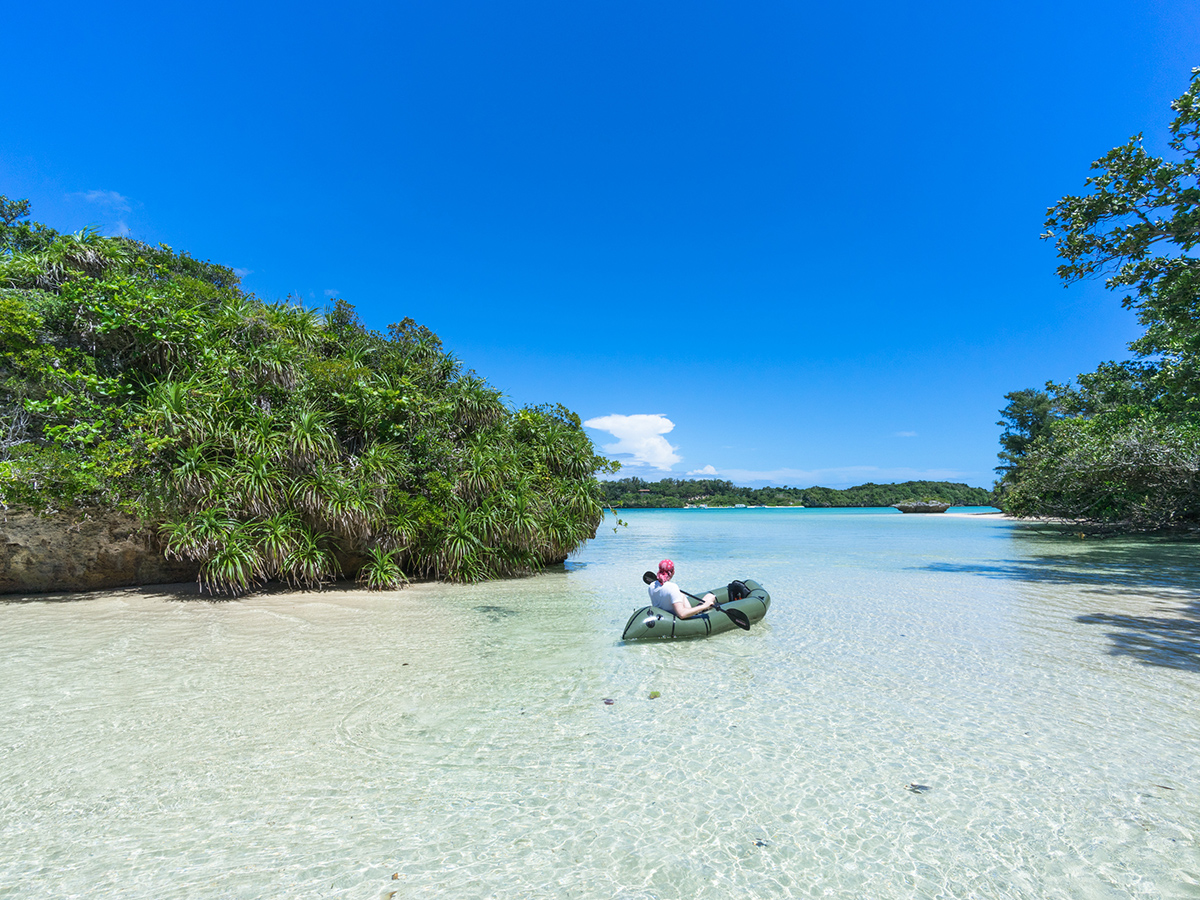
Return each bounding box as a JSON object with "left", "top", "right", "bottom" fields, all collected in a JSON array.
[{"left": 657, "top": 559, "right": 674, "bottom": 584}]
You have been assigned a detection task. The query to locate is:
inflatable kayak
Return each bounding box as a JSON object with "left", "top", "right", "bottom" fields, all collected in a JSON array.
[{"left": 621, "top": 579, "right": 770, "bottom": 640}]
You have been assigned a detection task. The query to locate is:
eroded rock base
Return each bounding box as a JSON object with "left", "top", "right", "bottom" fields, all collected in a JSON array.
[{"left": 1, "top": 509, "right": 199, "bottom": 595}]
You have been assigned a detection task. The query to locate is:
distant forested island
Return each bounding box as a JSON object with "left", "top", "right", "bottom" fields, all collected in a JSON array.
[
  {"left": 0, "top": 199, "right": 613, "bottom": 594},
  {"left": 601, "top": 478, "right": 993, "bottom": 509}
]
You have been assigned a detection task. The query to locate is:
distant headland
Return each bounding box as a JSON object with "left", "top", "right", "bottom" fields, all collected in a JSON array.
[{"left": 601, "top": 478, "right": 993, "bottom": 509}]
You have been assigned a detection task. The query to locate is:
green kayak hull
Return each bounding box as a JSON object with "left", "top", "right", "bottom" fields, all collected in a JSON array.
[{"left": 621, "top": 579, "right": 771, "bottom": 640}]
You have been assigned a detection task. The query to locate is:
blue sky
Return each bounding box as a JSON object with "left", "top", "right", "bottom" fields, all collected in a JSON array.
[{"left": 5, "top": 1, "right": 1197, "bottom": 488}]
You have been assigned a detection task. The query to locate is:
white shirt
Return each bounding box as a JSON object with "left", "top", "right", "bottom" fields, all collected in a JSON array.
[{"left": 648, "top": 579, "right": 686, "bottom": 614}]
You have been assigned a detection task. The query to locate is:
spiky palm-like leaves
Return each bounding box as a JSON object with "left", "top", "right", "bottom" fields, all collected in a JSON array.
[
  {"left": 242, "top": 413, "right": 284, "bottom": 462},
  {"left": 5, "top": 202, "right": 614, "bottom": 594},
  {"left": 199, "top": 529, "right": 265, "bottom": 595},
  {"left": 254, "top": 511, "right": 304, "bottom": 572},
  {"left": 151, "top": 386, "right": 607, "bottom": 592},
  {"left": 453, "top": 374, "right": 505, "bottom": 433},
  {"left": 282, "top": 530, "right": 335, "bottom": 589},
  {"left": 287, "top": 408, "right": 337, "bottom": 466},
  {"left": 380, "top": 505, "right": 418, "bottom": 552},
  {"left": 502, "top": 487, "right": 540, "bottom": 550},
  {"left": 358, "top": 442, "right": 408, "bottom": 498},
  {"left": 161, "top": 508, "right": 239, "bottom": 561},
  {"left": 357, "top": 547, "right": 407, "bottom": 591},
  {"left": 290, "top": 465, "right": 334, "bottom": 518},
  {"left": 171, "top": 442, "right": 218, "bottom": 497},
  {"left": 319, "top": 478, "right": 381, "bottom": 542},
  {"left": 264, "top": 303, "right": 323, "bottom": 349},
  {"left": 440, "top": 503, "right": 482, "bottom": 579},
  {"left": 0, "top": 229, "right": 130, "bottom": 290},
  {"left": 456, "top": 448, "right": 496, "bottom": 501},
  {"left": 232, "top": 454, "right": 284, "bottom": 518},
  {"left": 246, "top": 341, "right": 298, "bottom": 389},
  {"left": 147, "top": 380, "right": 191, "bottom": 438},
  {"left": 469, "top": 497, "right": 505, "bottom": 546}
]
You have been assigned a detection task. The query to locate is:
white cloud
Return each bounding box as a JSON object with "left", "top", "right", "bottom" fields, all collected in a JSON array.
[
  {"left": 232, "top": 267, "right": 252, "bottom": 279},
  {"left": 584, "top": 413, "right": 682, "bottom": 471},
  {"left": 324, "top": 289, "right": 341, "bottom": 297},
  {"left": 71, "top": 190, "right": 132, "bottom": 236},
  {"left": 76, "top": 190, "right": 131, "bottom": 212},
  {"left": 688, "top": 464, "right": 719, "bottom": 476},
  {"left": 894, "top": 431, "right": 918, "bottom": 438}
]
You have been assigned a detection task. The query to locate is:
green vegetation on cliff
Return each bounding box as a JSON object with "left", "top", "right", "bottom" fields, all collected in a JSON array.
[
  {"left": 601, "top": 478, "right": 993, "bottom": 509},
  {"left": 0, "top": 200, "right": 615, "bottom": 592},
  {"left": 997, "top": 70, "right": 1200, "bottom": 529}
]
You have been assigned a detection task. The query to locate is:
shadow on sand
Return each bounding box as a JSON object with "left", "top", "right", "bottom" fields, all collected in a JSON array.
[
  {"left": 921, "top": 527, "right": 1200, "bottom": 672},
  {"left": 0, "top": 579, "right": 358, "bottom": 605}
]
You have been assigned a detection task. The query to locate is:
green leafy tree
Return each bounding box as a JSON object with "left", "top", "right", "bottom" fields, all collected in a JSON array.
[
  {"left": 1002, "top": 413, "right": 1200, "bottom": 528},
  {"left": 1, "top": 202, "right": 615, "bottom": 592},
  {"left": 1002, "top": 69, "right": 1200, "bottom": 527},
  {"left": 995, "top": 389, "right": 1057, "bottom": 479},
  {"left": 1043, "top": 70, "right": 1200, "bottom": 363}
]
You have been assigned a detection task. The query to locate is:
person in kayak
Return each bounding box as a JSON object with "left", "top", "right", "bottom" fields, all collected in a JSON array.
[{"left": 648, "top": 559, "right": 717, "bottom": 619}]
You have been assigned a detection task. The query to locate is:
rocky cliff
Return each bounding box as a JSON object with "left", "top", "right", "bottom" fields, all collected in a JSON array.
[{"left": 0, "top": 509, "right": 199, "bottom": 595}]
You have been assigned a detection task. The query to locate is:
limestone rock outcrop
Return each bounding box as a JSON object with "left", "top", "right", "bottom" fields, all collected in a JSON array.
[
  {"left": 0, "top": 509, "right": 199, "bottom": 595},
  {"left": 892, "top": 500, "right": 951, "bottom": 514}
]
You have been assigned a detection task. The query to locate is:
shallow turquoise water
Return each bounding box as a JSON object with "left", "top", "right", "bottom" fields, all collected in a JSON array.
[{"left": 2, "top": 508, "right": 1199, "bottom": 898}]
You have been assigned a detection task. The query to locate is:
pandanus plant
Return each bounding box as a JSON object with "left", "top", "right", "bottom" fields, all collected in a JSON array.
[
  {"left": 199, "top": 527, "right": 265, "bottom": 595},
  {"left": 357, "top": 442, "right": 409, "bottom": 500},
  {"left": 213, "top": 295, "right": 261, "bottom": 337},
  {"left": 290, "top": 465, "right": 334, "bottom": 518},
  {"left": 455, "top": 448, "right": 496, "bottom": 502},
  {"left": 241, "top": 413, "right": 285, "bottom": 462},
  {"left": 286, "top": 408, "right": 337, "bottom": 467},
  {"left": 320, "top": 478, "right": 382, "bottom": 542},
  {"left": 535, "top": 504, "right": 576, "bottom": 561},
  {"left": 281, "top": 529, "right": 335, "bottom": 589},
  {"left": 156, "top": 382, "right": 236, "bottom": 447},
  {"left": 557, "top": 480, "right": 605, "bottom": 524},
  {"left": 356, "top": 546, "right": 407, "bottom": 591},
  {"left": 0, "top": 229, "right": 131, "bottom": 290},
  {"left": 264, "top": 303, "right": 323, "bottom": 349},
  {"left": 170, "top": 442, "right": 218, "bottom": 496},
  {"left": 232, "top": 454, "right": 284, "bottom": 518},
  {"left": 501, "top": 486, "right": 540, "bottom": 550},
  {"left": 380, "top": 505, "right": 419, "bottom": 552},
  {"left": 4, "top": 201, "right": 615, "bottom": 595},
  {"left": 146, "top": 377, "right": 213, "bottom": 440},
  {"left": 468, "top": 497, "right": 505, "bottom": 546},
  {"left": 452, "top": 374, "right": 505, "bottom": 433},
  {"left": 244, "top": 340, "right": 298, "bottom": 389},
  {"left": 254, "top": 511, "right": 304, "bottom": 572},
  {"left": 440, "top": 503, "right": 483, "bottom": 579},
  {"left": 161, "top": 508, "right": 238, "bottom": 563}
]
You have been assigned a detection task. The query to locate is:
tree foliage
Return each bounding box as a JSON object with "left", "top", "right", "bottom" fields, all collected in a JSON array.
[
  {"left": 1043, "top": 75, "right": 1200, "bottom": 363},
  {"left": 1, "top": 203, "right": 615, "bottom": 592},
  {"left": 999, "top": 70, "right": 1200, "bottom": 528},
  {"left": 1003, "top": 413, "right": 1200, "bottom": 528},
  {"left": 996, "top": 389, "right": 1057, "bottom": 479}
]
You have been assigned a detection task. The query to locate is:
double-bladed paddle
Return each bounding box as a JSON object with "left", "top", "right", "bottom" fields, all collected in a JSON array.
[{"left": 641, "top": 571, "right": 752, "bottom": 631}]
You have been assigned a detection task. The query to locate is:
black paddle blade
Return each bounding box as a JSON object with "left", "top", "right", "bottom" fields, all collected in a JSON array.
[
  {"left": 721, "top": 606, "right": 752, "bottom": 630},
  {"left": 642, "top": 571, "right": 657, "bottom": 585}
]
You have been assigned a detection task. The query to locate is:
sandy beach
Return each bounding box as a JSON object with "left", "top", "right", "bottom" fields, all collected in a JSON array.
[{"left": 4, "top": 508, "right": 1199, "bottom": 899}]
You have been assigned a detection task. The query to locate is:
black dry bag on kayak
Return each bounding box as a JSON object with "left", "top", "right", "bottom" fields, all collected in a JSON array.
[{"left": 727, "top": 580, "right": 750, "bottom": 602}]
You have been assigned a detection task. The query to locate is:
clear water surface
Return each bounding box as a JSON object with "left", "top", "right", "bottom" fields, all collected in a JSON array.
[{"left": 2, "top": 508, "right": 1199, "bottom": 899}]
